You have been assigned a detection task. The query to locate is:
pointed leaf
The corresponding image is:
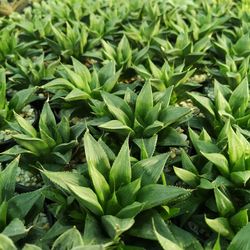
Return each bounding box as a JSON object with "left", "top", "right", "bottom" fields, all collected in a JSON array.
[
  {"left": 52, "top": 227, "right": 84, "bottom": 250},
  {"left": 132, "top": 154, "right": 169, "bottom": 186}
]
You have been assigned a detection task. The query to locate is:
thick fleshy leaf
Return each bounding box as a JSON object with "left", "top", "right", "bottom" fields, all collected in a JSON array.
[
  {"left": 0, "top": 234, "right": 17, "bottom": 250},
  {"left": 228, "top": 126, "right": 245, "bottom": 170},
  {"left": 101, "top": 215, "right": 134, "bottom": 239},
  {"left": 14, "top": 112, "right": 37, "bottom": 137},
  {"left": 0, "top": 69, "right": 6, "bottom": 110},
  {"left": 214, "top": 188, "right": 235, "bottom": 217},
  {"left": 133, "top": 135, "right": 158, "bottom": 159},
  {"left": 230, "top": 171, "right": 250, "bottom": 186},
  {"left": 22, "top": 244, "right": 42, "bottom": 250},
  {"left": 52, "top": 227, "right": 84, "bottom": 250},
  {"left": 41, "top": 169, "right": 86, "bottom": 192},
  {"left": 99, "top": 120, "right": 134, "bottom": 135},
  {"left": 89, "top": 166, "right": 110, "bottom": 205},
  {"left": 205, "top": 216, "right": 234, "bottom": 239},
  {"left": 43, "top": 78, "right": 75, "bottom": 90},
  {"left": 68, "top": 184, "right": 103, "bottom": 216},
  {"left": 230, "top": 209, "right": 248, "bottom": 232},
  {"left": 116, "top": 178, "right": 141, "bottom": 207},
  {"left": 72, "top": 57, "right": 91, "bottom": 85},
  {"left": 201, "top": 152, "right": 229, "bottom": 176},
  {"left": 229, "top": 77, "right": 249, "bottom": 117},
  {"left": 0, "top": 156, "right": 19, "bottom": 203},
  {"left": 65, "top": 88, "right": 90, "bottom": 101},
  {"left": 135, "top": 82, "right": 153, "bottom": 121},
  {"left": 39, "top": 102, "right": 60, "bottom": 142},
  {"left": 110, "top": 137, "right": 131, "bottom": 189},
  {"left": 132, "top": 153, "right": 169, "bottom": 186},
  {"left": 101, "top": 92, "right": 133, "bottom": 126},
  {"left": 173, "top": 167, "right": 199, "bottom": 187},
  {"left": 84, "top": 131, "right": 110, "bottom": 177},
  {"left": 137, "top": 184, "right": 191, "bottom": 210},
  {"left": 160, "top": 106, "right": 190, "bottom": 126},
  {"left": 63, "top": 65, "right": 90, "bottom": 92},
  {"left": 2, "top": 218, "right": 29, "bottom": 242},
  {"left": 8, "top": 189, "right": 44, "bottom": 219},
  {"left": 181, "top": 150, "right": 198, "bottom": 174},
  {"left": 83, "top": 213, "right": 109, "bottom": 246},
  {"left": 228, "top": 223, "right": 250, "bottom": 250},
  {"left": 153, "top": 221, "right": 182, "bottom": 250},
  {"left": 116, "top": 202, "right": 144, "bottom": 219},
  {"left": 188, "top": 92, "right": 216, "bottom": 120}
]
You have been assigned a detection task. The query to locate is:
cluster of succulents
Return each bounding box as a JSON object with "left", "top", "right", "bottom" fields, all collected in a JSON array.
[{"left": 0, "top": 0, "right": 250, "bottom": 249}]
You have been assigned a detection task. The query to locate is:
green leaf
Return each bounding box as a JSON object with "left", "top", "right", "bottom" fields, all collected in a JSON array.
[
  {"left": 110, "top": 137, "right": 131, "bottom": 189},
  {"left": 99, "top": 120, "right": 134, "bottom": 135},
  {"left": 214, "top": 188, "right": 235, "bottom": 217},
  {"left": 137, "top": 184, "right": 190, "bottom": 210},
  {"left": 117, "top": 35, "right": 132, "bottom": 66},
  {"left": 105, "top": 191, "right": 121, "bottom": 215},
  {"left": 169, "top": 224, "right": 203, "bottom": 250},
  {"left": 116, "top": 202, "right": 144, "bottom": 219},
  {"left": 230, "top": 171, "right": 250, "bottom": 186},
  {"left": 68, "top": 184, "right": 103, "bottom": 216},
  {"left": 43, "top": 78, "right": 75, "bottom": 90},
  {"left": 39, "top": 102, "right": 59, "bottom": 142},
  {"left": 116, "top": 178, "right": 141, "bottom": 207},
  {"left": 173, "top": 167, "right": 199, "bottom": 187},
  {"left": 0, "top": 201, "right": 7, "bottom": 231},
  {"left": 22, "top": 244, "right": 42, "bottom": 250},
  {"left": 101, "top": 215, "right": 134, "bottom": 239},
  {"left": 72, "top": 57, "right": 91, "bottom": 85},
  {"left": 63, "top": 65, "right": 91, "bottom": 92},
  {"left": 230, "top": 209, "right": 248, "bottom": 232},
  {"left": 0, "top": 234, "right": 16, "bottom": 250},
  {"left": 201, "top": 152, "right": 229, "bottom": 176},
  {"left": 41, "top": 169, "right": 86, "bottom": 192},
  {"left": 101, "top": 92, "right": 133, "bottom": 126},
  {"left": 89, "top": 166, "right": 110, "bottom": 205},
  {"left": 84, "top": 131, "right": 110, "bottom": 177},
  {"left": 229, "top": 78, "right": 249, "bottom": 117},
  {"left": 213, "top": 235, "right": 221, "bottom": 250},
  {"left": 160, "top": 106, "right": 190, "bottom": 126},
  {"left": 214, "top": 80, "right": 231, "bottom": 115},
  {"left": 143, "top": 120, "right": 164, "bottom": 137},
  {"left": 65, "top": 88, "right": 90, "bottom": 101},
  {"left": 135, "top": 82, "right": 153, "bottom": 121},
  {"left": 158, "top": 127, "right": 187, "bottom": 147},
  {"left": 2, "top": 218, "right": 29, "bottom": 242},
  {"left": 228, "top": 223, "right": 250, "bottom": 250},
  {"left": 181, "top": 150, "right": 198, "bottom": 174},
  {"left": 72, "top": 245, "right": 105, "bottom": 250},
  {"left": 83, "top": 213, "right": 109, "bottom": 245},
  {"left": 0, "top": 68, "right": 6, "bottom": 110},
  {"left": 14, "top": 112, "right": 37, "bottom": 137},
  {"left": 228, "top": 126, "right": 244, "bottom": 170},
  {"left": 0, "top": 156, "right": 19, "bottom": 203},
  {"left": 52, "top": 227, "right": 84, "bottom": 250},
  {"left": 188, "top": 92, "right": 216, "bottom": 120},
  {"left": 205, "top": 216, "right": 234, "bottom": 239},
  {"left": 132, "top": 153, "right": 169, "bottom": 186},
  {"left": 153, "top": 221, "right": 182, "bottom": 250},
  {"left": 57, "top": 116, "right": 71, "bottom": 142},
  {"left": 8, "top": 189, "right": 43, "bottom": 220},
  {"left": 133, "top": 135, "right": 158, "bottom": 159}
]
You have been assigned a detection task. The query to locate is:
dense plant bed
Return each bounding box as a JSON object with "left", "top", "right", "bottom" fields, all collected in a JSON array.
[{"left": 0, "top": 0, "right": 250, "bottom": 249}]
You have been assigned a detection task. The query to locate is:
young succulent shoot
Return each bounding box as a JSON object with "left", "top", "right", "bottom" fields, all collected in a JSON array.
[
  {"left": 0, "top": 102, "right": 83, "bottom": 166},
  {"left": 43, "top": 58, "right": 121, "bottom": 103},
  {"left": 41, "top": 130, "right": 191, "bottom": 247},
  {"left": 93, "top": 82, "right": 191, "bottom": 142}
]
